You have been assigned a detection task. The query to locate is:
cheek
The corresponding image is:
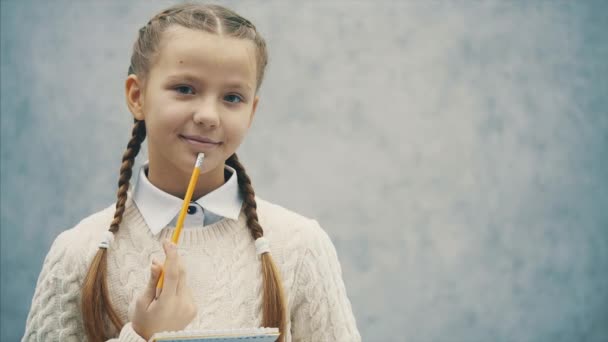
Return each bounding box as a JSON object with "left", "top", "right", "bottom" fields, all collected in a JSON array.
[
  {"left": 223, "top": 117, "right": 251, "bottom": 144},
  {"left": 150, "top": 106, "right": 188, "bottom": 132}
]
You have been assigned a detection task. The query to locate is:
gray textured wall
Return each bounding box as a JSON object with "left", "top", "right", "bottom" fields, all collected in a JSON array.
[{"left": 1, "top": 1, "right": 607, "bottom": 341}]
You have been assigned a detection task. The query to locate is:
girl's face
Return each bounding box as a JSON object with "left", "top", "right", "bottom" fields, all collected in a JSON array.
[{"left": 126, "top": 26, "right": 259, "bottom": 195}]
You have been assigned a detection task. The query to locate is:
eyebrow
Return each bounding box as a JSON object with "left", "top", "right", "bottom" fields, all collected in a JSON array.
[{"left": 166, "top": 74, "right": 252, "bottom": 91}]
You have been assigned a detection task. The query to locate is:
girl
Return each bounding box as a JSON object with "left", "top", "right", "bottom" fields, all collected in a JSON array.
[{"left": 22, "top": 3, "right": 360, "bottom": 342}]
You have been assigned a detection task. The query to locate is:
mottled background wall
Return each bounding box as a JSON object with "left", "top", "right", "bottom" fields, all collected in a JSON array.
[{"left": 1, "top": 0, "right": 607, "bottom": 341}]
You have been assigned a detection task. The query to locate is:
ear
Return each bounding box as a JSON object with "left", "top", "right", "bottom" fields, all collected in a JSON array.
[
  {"left": 248, "top": 95, "right": 259, "bottom": 129},
  {"left": 125, "top": 74, "right": 145, "bottom": 121}
]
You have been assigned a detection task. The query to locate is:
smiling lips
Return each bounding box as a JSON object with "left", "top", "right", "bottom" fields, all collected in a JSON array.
[{"left": 180, "top": 134, "right": 221, "bottom": 149}]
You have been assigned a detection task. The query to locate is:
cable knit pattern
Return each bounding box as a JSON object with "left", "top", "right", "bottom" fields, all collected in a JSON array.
[
  {"left": 22, "top": 193, "right": 361, "bottom": 342},
  {"left": 290, "top": 221, "right": 361, "bottom": 342}
]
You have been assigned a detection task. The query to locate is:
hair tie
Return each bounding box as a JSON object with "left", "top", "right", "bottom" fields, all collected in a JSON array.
[
  {"left": 255, "top": 237, "right": 270, "bottom": 255},
  {"left": 98, "top": 230, "right": 115, "bottom": 249}
]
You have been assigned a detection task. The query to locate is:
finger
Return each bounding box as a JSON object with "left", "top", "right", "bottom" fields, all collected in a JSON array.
[
  {"left": 176, "top": 262, "right": 187, "bottom": 296},
  {"left": 161, "top": 239, "right": 180, "bottom": 297},
  {"left": 139, "top": 259, "right": 162, "bottom": 307},
  {"left": 151, "top": 259, "right": 163, "bottom": 299}
]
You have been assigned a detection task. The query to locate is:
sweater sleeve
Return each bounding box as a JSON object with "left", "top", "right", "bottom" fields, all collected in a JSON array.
[
  {"left": 290, "top": 220, "right": 361, "bottom": 342},
  {"left": 21, "top": 230, "right": 147, "bottom": 342}
]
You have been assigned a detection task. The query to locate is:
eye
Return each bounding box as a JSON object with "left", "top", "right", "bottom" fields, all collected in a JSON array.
[
  {"left": 224, "top": 94, "right": 244, "bottom": 104},
  {"left": 175, "top": 85, "right": 195, "bottom": 95}
]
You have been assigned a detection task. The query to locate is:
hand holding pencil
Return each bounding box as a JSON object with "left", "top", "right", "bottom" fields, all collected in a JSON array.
[
  {"left": 129, "top": 153, "right": 204, "bottom": 340},
  {"left": 156, "top": 152, "right": 205, "bottom": 297},
  {"left": 131, "top": 238, "right": 198, "bottom": 340}
]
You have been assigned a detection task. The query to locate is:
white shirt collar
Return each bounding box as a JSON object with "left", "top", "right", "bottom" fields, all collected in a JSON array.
[{"left": 132, "top": 161, "right": 243, "bottom": 235}]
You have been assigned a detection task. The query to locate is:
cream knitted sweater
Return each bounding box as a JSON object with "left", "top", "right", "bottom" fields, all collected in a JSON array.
[{"left": 22, "top": 193, "right": 361, "bottom": 342}]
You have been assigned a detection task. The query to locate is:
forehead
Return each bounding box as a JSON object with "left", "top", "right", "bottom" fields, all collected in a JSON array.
[{"left": 151, "top": 25, "right": 257, "bottom": 85}]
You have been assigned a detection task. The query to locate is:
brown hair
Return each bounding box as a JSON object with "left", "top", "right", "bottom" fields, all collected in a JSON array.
[{"left": 81, "top": 3, "right": 286, "bottom": 341}]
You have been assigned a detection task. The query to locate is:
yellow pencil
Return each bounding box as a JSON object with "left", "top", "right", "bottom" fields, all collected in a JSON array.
[{"left": 156, "top": 153, "right": 205, "bottom": 298}]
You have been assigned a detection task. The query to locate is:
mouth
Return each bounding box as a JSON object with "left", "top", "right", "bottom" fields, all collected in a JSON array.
[
  {"left": 180, "top": 134, "right": 221, "bottom": 144},
  {"left": 179, "top": 134, "right": 222, "bottom": 150}
]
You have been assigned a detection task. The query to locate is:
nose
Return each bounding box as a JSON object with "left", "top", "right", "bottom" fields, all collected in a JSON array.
[{"left": 193, "top": 98, "right": 220, "bottom": 128}]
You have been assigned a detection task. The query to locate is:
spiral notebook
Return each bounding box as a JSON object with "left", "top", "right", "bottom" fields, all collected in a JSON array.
[{"left": 148, "top": 327, "right": 280, "bottom": 342}]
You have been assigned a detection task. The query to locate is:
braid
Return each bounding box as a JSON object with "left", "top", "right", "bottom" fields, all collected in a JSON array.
[
  {"left": 226, "top": 154, "right": 263, "bottom": 240},
  {"left": 139, "top": 7, "right": 184, "bottom": 36},
  {"left": 81, "top": 119, "right": 146, "bottom": 341},
  {"left": 226, "top": 153, "right": 287, "bottom": 342},
  {"left": 110, "top": 119, "right": 146, "bottom": 231},
  {"left": 131, "top": 6, "right": 189, "bottom": 77}
]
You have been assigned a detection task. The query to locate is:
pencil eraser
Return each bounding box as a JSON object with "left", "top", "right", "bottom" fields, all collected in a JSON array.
[{"left": 196, "top": 153, "right": 205, "bottom": 168}]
